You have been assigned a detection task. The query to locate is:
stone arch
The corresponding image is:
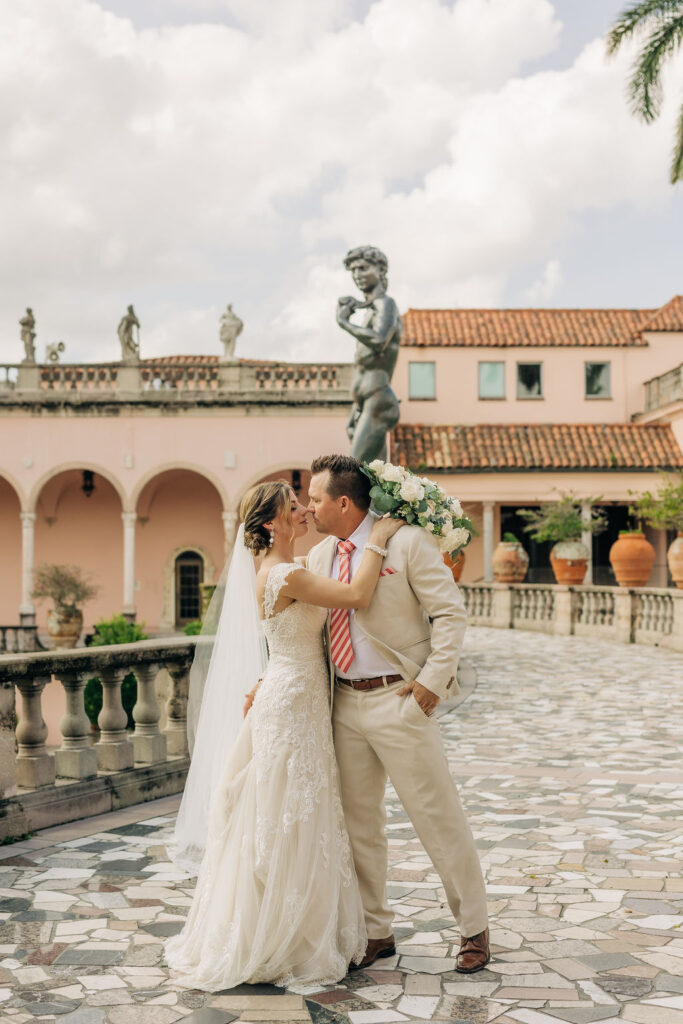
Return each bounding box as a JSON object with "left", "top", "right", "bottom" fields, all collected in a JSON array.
[
  {"left": 29, "top": 462, "right": 129, "bottom": 514},
  {"left": 0, "top": 470, "right": 27, "bottom": 512},
  {"left": 131, "top": 462, "right": 229, "bottom": 515},
  {"left": 234, "top": 461, "right": 312, "bottom": 514},
  {"left": 134, "top": 468, "right": 225, "bottom": 632},
  {"left": 0, "top": 473, "right": 25, "bottom": 624}
]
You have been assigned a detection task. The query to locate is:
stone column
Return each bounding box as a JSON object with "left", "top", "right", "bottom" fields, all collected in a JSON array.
[
  {"left": 222, "top": 510, "right": 239, "bottom": 561},
  {"left": 55, "top": 670, "right": 98, "bottom": 779},
  {"left": 95, "top": 667, "right": 134, "bottom": 771},
  {"left": 164, "top": 658, "right": 190, "bottom": 757},
  {"left": 20, "top": 512, "right": 36, "bottom": 626},
  {"left": 122, "top": 512, "right": 137, "bottom": 622},
  {"left": 483, "top": 501, "right": 495, "bottom": 583},
  {"left": 15, "top": 675, "right": 55, "bottom": 788},
  {"left": 581, "top": 501, "right": 593, "bottom": 585},
  {"left": 131, "top": 663, "right": 167, "bottom": 764}
]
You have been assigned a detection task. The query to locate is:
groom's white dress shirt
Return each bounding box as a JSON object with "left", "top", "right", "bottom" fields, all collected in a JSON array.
[{"left": 331, "top": 513, "right": 396, "bottom": 681}]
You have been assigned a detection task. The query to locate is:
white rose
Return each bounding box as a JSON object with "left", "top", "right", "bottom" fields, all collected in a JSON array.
[
  {"left": 426, "top": 521, "right": 435, "bottom": 532},
  {"left": 399, "top": 478, "right": 425, "bottom": 503},
  {"left": 368, "top": 459, "right": 385, "bottom": 474},
  {"left": 381, "top": 464, "right": 404, "bottom": 483},
  {"left": 448, "top": 498, "right": 463, "bottom": 518},
  {"left": 444, "top": 527, "right": 469, "bottom": 551}
]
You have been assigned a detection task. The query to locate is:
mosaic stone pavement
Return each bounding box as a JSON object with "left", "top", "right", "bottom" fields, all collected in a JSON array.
[{"left": 1, "top": 627, "right": 682, "bottom": 1024}]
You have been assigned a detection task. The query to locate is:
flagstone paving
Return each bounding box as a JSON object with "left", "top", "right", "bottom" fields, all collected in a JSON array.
[{"left": 1, "top": 627, "right": 682, "bottom": 1024}]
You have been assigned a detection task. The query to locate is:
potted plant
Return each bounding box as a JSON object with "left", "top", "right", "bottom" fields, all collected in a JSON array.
[
  {"left": 608, "top": 507, "right": 656, "bottom": 588},
  {"left": 518, "top": 495, "right": 606, "bottom": 585},
  {"left": 492, "top": 532, "right": 529, "bottom": 583},
  {"left": 32, "top": 563, "right": 99, "bottom": 649},
  {"left": 630, "top": 473, "right": 683, "bottom": 588}
]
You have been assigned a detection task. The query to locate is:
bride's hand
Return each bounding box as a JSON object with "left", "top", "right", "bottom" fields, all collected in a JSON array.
[
  {"left": 369, "top": 515, "right": 405, "bottom": 548},
  {"left": 243, "top": 681, "right": 261, "bottom": 718}
]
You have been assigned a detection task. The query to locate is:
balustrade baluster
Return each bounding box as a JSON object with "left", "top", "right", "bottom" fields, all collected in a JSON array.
[
  {"left": 15, "top": 675, "right": 55, "bottom": 788},
  {"left": 164, "top": 658, "right": 190, "bottom": 756},
  {"left": 95, "top": 667, "right": 134, "bottom": 771},
  {"left": 55, "top": 670, "right": 98, "bottom": 779},
  {"left": 131, "top": 663, "right": 167, "bottom": 764}
]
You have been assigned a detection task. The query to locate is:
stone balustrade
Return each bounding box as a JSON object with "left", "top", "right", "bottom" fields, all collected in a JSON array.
[
  {"left": 0, "top": 625, "right": 44, "bottom": 654},
  {"left": 644, "top": 362, "right": 682, "bottom": 412},
  {"left": 461, "top": 582, "right": 683, "bottom": 651},
  {"left": 0, "top": 360, "right": 354, "bottom": 405},
  {"left": 0, "top": 636, "right": 196, "bottom": 840}
]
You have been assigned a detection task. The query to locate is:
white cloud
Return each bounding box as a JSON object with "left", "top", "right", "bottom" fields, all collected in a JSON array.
[
  {"left": 525, "top": 259, "right": 562, "bottom": 304},
  {"left": 0, "top": 0, "right": 680, "bottom": 365}
]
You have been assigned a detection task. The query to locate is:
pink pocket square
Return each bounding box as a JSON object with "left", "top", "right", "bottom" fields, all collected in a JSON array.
[{"left": 380, "top": 567, "right": 397, "bottom": 577}]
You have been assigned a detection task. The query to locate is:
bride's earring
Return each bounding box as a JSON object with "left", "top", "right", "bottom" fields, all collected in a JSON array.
[{"left": 268, "top": 528, "right": 274, "bottom": 548}]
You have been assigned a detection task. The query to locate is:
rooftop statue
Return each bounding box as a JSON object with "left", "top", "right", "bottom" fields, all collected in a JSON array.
[
  {"left": 118, "top": 304, "right": 140, "bottom": 363},
  {"left": 220, "top": 304, "right": 243, "bottom": 362},
  {"left": 337, "top": 245, "right": 401, "bottom": 463},
  {"left": 19, "top": 308, "right": 36, "bottom": 363},
  {"left": 46, "top": 341, "right": 65, "bottom": 363}
]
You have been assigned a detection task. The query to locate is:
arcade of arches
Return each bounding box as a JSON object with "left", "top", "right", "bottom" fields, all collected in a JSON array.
[{"left": 0, "top": 467, "right": 312, "bottom": 637}]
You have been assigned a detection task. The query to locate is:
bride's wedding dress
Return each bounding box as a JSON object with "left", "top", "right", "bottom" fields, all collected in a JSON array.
[{"left": 165, "top": 562, "right": 367, "bottom": 990}]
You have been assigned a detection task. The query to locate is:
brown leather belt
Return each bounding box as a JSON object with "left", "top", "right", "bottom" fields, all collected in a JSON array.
[{"left": 335, "top": 673, "right": 403, "bottom": 691}]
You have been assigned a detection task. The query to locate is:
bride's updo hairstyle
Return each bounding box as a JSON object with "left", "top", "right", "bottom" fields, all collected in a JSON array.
[{"left": 240, "top": 480, "right": 292, "bottom": 556}]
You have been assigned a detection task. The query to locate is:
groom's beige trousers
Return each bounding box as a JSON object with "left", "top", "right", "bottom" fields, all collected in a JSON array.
[{"left": 333, "top": 678, "right": 488, "bottom": 940}]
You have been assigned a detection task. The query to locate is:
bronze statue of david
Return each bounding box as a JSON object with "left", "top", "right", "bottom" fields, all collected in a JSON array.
[{"left": 336, "top": 246, "right": 401, "bottom": 463}]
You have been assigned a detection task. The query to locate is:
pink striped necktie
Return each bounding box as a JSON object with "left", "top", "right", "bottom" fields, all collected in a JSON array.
[{"left": 330, "top": 539, "right": 356, "bottom": 673}]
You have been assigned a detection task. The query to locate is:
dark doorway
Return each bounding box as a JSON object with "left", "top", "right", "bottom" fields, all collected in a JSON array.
[{"left": 175, "top": 551, "right": 204, "bottom": 627}]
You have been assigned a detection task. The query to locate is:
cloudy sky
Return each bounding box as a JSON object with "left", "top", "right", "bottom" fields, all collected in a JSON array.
[{"left": 1, "top": 0, "right": 682, "bottom": 364}]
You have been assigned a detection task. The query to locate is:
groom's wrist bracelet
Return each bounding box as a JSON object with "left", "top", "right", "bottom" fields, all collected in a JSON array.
[{"left": 366, "top": 543, "right": 388, "bottom": 557}]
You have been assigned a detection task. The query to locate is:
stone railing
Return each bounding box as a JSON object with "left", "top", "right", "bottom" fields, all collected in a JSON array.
[
  {"left": 0, "top": 625, "right": 44, "bottom": 654},
  {"left": 644, "top": 362, "right": 682, "bottom": 412},
  {"left": 0, "top": 636, "right": 196, "bottom": 840},
  {"left": 461, "top": 583, "right": 683, "bottom": 652},
  {"left": 0, "top": 360, "right": 354, "bottom": 405}
]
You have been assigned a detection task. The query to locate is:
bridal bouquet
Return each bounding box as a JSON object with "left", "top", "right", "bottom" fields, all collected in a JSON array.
[{"left": 361, "top": 460, "right": 474, "bottom": 558}]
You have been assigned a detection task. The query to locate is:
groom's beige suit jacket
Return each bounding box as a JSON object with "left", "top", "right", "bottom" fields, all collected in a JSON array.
[{"left": 306, "top": 523, "right": 467, "bottom": 705}]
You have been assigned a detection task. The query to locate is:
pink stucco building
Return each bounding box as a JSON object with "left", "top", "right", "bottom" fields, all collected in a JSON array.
[{"left": 1, "top": 296, "right": 681, "bottom": 641}]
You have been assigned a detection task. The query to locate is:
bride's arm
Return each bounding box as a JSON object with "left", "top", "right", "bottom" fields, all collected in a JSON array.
[{"left": 282, "top": 518, "right": 404, "bottom": 610}]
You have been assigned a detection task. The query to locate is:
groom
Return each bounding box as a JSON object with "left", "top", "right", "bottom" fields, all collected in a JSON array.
[{"left": 306, "top": 454, "right": 490, "bottom": 973}]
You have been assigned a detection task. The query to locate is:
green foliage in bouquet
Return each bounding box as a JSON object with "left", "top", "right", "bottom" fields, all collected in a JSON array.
[
  {"left": 361, "top": 460, "right": 474, "bottom": 557},
  {"left": 519, "top": 494, "right": 607, "bottom": 544},
  {"left": 84, "top": 615, "right": 148, "bottom": 729}
]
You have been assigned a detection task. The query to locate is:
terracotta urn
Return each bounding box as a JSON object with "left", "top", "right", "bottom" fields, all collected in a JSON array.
[
  {"left": 492, "top": 541, "right": 529, "bottom": 583},
  {"left": 443, "top": 550, "right": 465, "bottom": 582},
  {"left": 668, "top": 532, "right": 683, "bottom": 589},
  {"left": 549, "top": 539, "right": 589, "bottom": 585},
  {"left": 609, "top": 532, "right": 655, "bottom": 588},
  {"left": 47, "top": 606, "right": 83, "bottom": 649}
]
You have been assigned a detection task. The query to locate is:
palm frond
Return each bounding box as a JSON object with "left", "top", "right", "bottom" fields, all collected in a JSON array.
[
  {"left": 608, "top": 0, "right": 682, "bottom": 54},
  {"left": 671, "top": 99, "right": 683, "bottom": 181},
  {"left": 628, "top": 15, "right": 683, "bottom": 121}
]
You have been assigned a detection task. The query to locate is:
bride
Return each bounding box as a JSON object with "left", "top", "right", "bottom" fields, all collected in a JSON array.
[{"left": 165, "top": 479, "right": 402, "bottom": 990}]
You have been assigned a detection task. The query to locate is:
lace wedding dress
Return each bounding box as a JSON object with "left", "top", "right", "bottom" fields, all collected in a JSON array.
[{"left": 165, "top": 563, "right": 367, "bottom": 990}]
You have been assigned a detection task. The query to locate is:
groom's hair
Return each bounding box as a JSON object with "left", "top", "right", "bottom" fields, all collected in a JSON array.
[{"left": 310, "top": 454, "right": 371, "bottom": 511}]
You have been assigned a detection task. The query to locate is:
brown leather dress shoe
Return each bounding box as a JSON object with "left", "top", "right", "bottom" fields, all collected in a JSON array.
[
  {"left": 349, "top": 934, "right": 396, "bottom": 971},
  {"left": 456, "top": 928, "right": 490, "bottom": 973}
]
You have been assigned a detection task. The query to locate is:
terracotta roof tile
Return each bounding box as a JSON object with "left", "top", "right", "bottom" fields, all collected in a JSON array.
[
  {"left": 638, "top": 295, "right": 683, "bottom": 333},
  {"left": 394, "top": 423, "right": 683, "bottom": 472},
  {"left": 402, "top": 308, "right": 652, "bottom": 348}
]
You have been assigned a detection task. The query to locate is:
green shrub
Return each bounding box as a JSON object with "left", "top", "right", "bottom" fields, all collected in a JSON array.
[
  {"left": 183, "top": 619, "right": 202, "bottom": 635},
  {"left": 84, "top": 615, "right": 148, "bottom": 729},
  {"left": 502, "top": 532, "right": 520, "bottom": 543},
  {"left": 519, "top": 494, "right": 607, "bottom": 544}
]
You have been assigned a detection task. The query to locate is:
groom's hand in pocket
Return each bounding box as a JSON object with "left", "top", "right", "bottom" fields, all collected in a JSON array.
[{"left": 396, "top": 680, "right": 440, "bottom": 717}]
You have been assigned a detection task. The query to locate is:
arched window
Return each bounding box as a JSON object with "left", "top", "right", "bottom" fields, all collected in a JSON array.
[{"left": 175, "top": 550, "right": 204, "bottom": 627}]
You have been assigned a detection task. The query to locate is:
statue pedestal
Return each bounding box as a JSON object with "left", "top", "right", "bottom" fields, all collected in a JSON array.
[
  {"left": 17, "top": 363, "right": 40, "bottom": 390},
  {"left": 218, "top": 362, "right": 240, "bottom": 390},
  {"left": 117, "top": 363, "right": 141, "bottom": 393}
]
